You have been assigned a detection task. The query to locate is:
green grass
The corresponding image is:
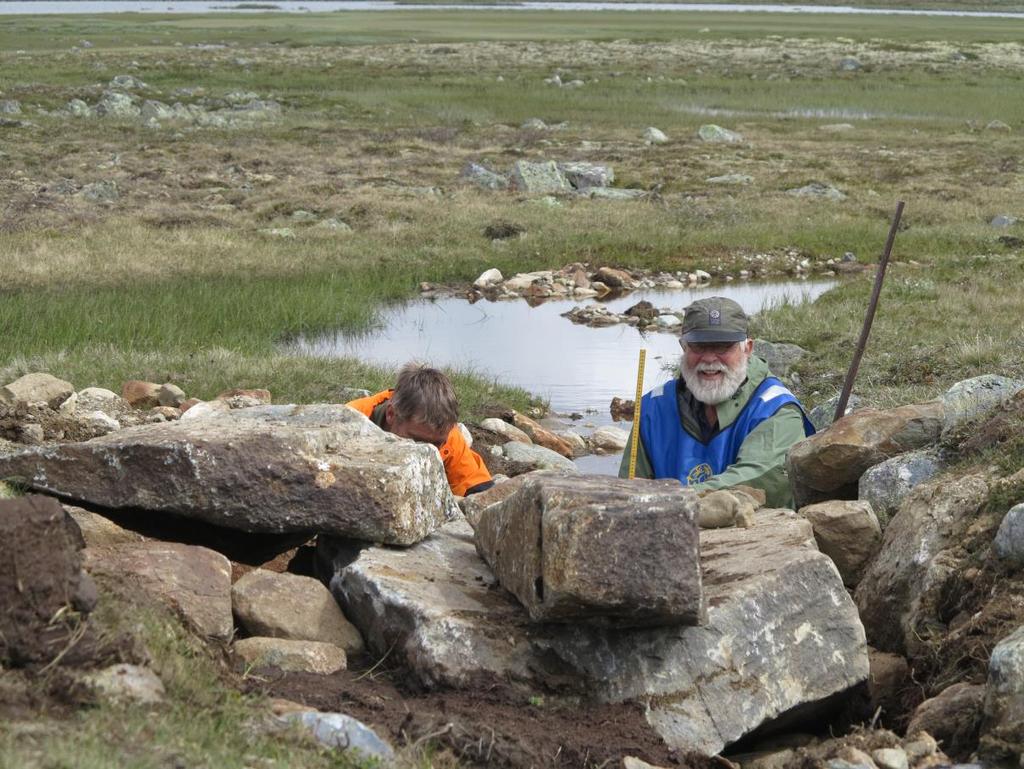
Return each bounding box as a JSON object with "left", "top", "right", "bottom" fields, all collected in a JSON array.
[{"left": 0, "top": 577, "right": 377, "bottom": 769}]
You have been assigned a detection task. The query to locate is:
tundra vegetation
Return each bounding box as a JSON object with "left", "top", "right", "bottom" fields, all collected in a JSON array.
[{"left": 2, "top": 6, "right": 1024, "bottom": 767}]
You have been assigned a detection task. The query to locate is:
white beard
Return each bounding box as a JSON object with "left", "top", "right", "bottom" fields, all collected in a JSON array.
[{"left": 681, "top": 356, "right": 749, "bottom": 405}]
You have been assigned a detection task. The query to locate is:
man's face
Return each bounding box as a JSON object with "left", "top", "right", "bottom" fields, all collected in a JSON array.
[
  {"left": 680, "top": 338, "right": 753, "bottom": 405},
  {"left": 385, "top": 405, "right": 449, "bottom": 448}
]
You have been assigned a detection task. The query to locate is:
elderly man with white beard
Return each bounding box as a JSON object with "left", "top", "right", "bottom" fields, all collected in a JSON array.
[{"left": 619, "top": 297, "right": 814, "bottom": 509}]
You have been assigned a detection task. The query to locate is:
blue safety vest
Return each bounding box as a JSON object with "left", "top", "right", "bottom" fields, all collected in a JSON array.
[{"left": 639, "top": 377, "right": 815, "bottom": 485}]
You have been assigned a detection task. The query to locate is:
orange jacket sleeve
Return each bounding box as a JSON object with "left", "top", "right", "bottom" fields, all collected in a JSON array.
[{"left": 437, "top": 426, "right": 493, "bottom": 497}]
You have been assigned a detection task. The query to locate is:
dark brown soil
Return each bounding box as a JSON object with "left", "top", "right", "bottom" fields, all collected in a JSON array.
[
  {"left": 247, "top": 666, "right": 719, "bottom": 769},
  {"left": 0, "top": 496, "right": 142, "bottom": 721}
]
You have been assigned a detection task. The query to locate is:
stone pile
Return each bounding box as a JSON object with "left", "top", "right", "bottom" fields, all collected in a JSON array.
[
  {"left": 329, "top": 502, "right": 868, "bottom": 755},
  {"left": 55, "top": 81, "right": 282, "bottom": 128},
  {"left": 784, "top": 373, "right": 1024, "bottom": 764}
]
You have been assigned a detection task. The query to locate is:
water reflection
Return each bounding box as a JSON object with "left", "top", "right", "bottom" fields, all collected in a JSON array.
[{"left": 291, "top": 280, "right": 834, "bottom": 454}]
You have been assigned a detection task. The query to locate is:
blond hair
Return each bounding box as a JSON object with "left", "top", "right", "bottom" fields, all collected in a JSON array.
[{"left": 390, "top": 363, "right": 459, "bottom": 432}]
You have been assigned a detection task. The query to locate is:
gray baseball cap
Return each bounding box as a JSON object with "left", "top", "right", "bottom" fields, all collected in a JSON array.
[{"left": 680, "top": 297, "right": 749, "bottom": 343}]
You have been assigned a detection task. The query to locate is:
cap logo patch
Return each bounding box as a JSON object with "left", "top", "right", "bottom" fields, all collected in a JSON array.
[{"left": 709, "top": 309, "right": 721, "bottom": 325}]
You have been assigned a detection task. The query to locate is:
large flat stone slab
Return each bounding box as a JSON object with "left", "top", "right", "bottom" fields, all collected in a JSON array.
[
  {"left": 332, "top": 510, "right": 868, "bottom": 755},
  {"left": 468, "top": 472, "right": 702, "bottom": 626},
  {"left": 0, "top": 404, "right": 458, "bottom": 545}
]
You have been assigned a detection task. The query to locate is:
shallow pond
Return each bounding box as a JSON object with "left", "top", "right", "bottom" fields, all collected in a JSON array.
[{"left": 289, "top": 279, "right": 834, "bottom": 474}]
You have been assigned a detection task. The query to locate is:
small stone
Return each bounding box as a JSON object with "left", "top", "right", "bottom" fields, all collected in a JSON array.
[
  {"left": 158, "top": 383, "right": 187, "bottom": 408},
  {"left": 871, "top": 748, "right": 908, "bottom": 769},
  {"left": 216, "top": 388, "right": 271, "bottom": 404},
  {"left": 787, "top": 182, "right": 846, "bottom": 200},
  {"left": 706, "top": 173, "right": 753, "bottom": 185},
  {"left": 234, "top": 637, "right": 346, "bottom": 675},
  {"left": 473, "top": 268, "right": 504, "bottom": 289},
  {"left": 990, "top": 214, "right": 1018, "bottom": 228},
  {"left": 83, "top": 410, "right": 121, "bottom": 434},
  {"left": 232, "top": 569, "right": 364, "bottom": 654},
  {"left": 480, "top": 418, "right": 531, "bottom": 444},
  {"left": 19, "top": 424, "right": 45, "bottom": 445},
  {"left": 837, "top": 57, "right": 863, "bottom": 71},
  {"left": 121, "top": 380, "right": 161, "bottom": 408},
  {"left": 179, "top": 400, "right": 231, "bottom": 420},
  {"left": 461, "top": 161, "right": 508, "bottom": 191},
  {"left": 591, "top": 425, "right": 629, "bottom": 451},
  {"left": 697, "top": 124, "right": 743, "bottom": 143},
  {"left": 985, "top": 119, "right": 1012, "bottom": 132},
  {"left": 643, "top": 127, "right": 668, "bottom": 144},
  {"left": 501, "top": 441, "right": 577, "bottom": 472},
  {"left": 80, "top": 181, "right": 119, "bottom": 203},
  {"left": 280, "top": 711, "right": 394, "bottom": 763},
  {"left": 0, "top": 372, "right": 74, "bottom": 409},
  {"left": 317, "top": 218, "right": 352, "bottom": 232},
  {"left": 84, "top": 664, "right": 165, "bottom": 705}
]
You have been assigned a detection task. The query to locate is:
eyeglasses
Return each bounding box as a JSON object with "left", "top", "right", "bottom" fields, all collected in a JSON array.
[{"left": 680, "top": 340, "right": 741, "bottom": 355}]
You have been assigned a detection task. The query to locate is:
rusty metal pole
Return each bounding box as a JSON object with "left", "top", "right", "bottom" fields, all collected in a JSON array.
[{"left": 834, "top": 201, "right": 905, "bottom": 423}]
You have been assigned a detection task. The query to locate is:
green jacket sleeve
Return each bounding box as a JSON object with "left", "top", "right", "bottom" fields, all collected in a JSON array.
[
  {"left": 617, "top": 422, "right": 654, "bottom": 479},
  {"left": 691, "top": 404, "right": 806, "bottom": 509}
]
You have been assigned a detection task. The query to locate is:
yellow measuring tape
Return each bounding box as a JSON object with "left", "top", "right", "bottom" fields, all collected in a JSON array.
[{"left": 627, "top": 348, "right": 646, "bottom": 480}]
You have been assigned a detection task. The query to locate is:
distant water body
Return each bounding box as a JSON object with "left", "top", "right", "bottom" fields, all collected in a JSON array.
[{"left": 3, "top": 1, "right": 1024, "bottom": 17}]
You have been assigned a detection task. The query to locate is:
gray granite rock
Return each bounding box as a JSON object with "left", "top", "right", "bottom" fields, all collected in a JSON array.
[
  {"left": 643, "top": 126, "right": 668, "bottom": 144},
  {"left": 707, "top": 173, "right": 753, "bottom": 185},
  {"left": 461, "top": 161, "right": 508, "bottom": 190},
  {"left": 332, "top": 510, "right": 867, "bottom": 755},
  {"left": 857, "top": 448, "right": 948, "bottom": 529},
  {"left": 808, "top": 393, "right": 864, "bottom": 432},
  {"left": 994, "top": 503, "right": 1024, "bottom": 566},
  {"left": 979, "top": 625, "right": 1024, "bottom": 764},
  {"left": 582, "top": 188, "right": 648, "bottom": 201},
  {"left": 854, "top": 474, "right": 989, "bottom": 655},
  {"left": 787, "top": 182, "right": 846, "bottom": 200},
  {"left": 510, "top": 160, "right": 570, "bottom": 194},
  {"left": 501, "top": 441, "right": 578, "bottom": 472},
  {"left": 95, "top": 91, "right": 140, "bottom": 118},
  {"left": 281, "top": 711, "right": 395, "bottom": 764},
  {"left": 753, "top": 341, "right": 807, "bottom": 377},
  {"left": 558, "top": 161, "right": 614, "bottom": 190},
  {"left": 0, "top": 404, "right": 458, "bottom": 544},
  {"left": 698, "top": 124, "right": 743, "bottom": 143},
  {"left": 941, "top": 374, "right": 1024, "bottom": 439},
  {"left": 469, "top": 473, "right": 702, "bottom": 625}
]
